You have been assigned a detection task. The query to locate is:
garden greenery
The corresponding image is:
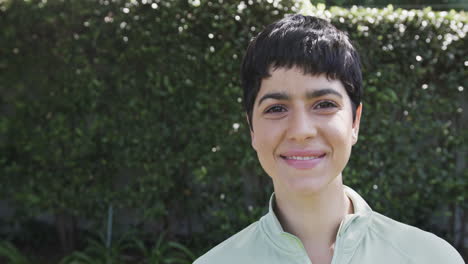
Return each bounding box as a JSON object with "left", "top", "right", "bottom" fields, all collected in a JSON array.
[{"left": 0, "top": 0, "right": 466, "bottom": 259}]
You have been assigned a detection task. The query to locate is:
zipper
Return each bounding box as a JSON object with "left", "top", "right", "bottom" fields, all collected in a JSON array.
[
  {"left": 330, "top": 231, "right": 342, "bottom": 264},
  {"left": 284, "top": 215, "right": 353, "bottom": 264},
  {"left": 281, "top": 233, "right": 312, "bottom": 264},
  {"left": 330, "top": 214, "right": 353, "bottom": 264}
]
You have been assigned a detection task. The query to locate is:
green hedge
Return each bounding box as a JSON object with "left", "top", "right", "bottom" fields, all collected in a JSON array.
[{"left": 0, "top": 0, "right": 466, "bottom": 258}]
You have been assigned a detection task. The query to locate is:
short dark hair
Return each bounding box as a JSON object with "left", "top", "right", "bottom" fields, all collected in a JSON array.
[{"left": 241, "top": 14, "right": 362, "bottom": 130}]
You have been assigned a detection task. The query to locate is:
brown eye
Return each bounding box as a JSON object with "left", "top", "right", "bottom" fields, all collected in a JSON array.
[
  {"left": 265, "top": 105, "right": 287, "bottom": 113},
  {"left": 315, "top": 101, "right": 337, "bottom": 109}
]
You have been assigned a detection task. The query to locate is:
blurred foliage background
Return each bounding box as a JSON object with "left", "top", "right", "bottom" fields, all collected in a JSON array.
[
  {"left": 0, "top": 0, "right": 467, "bottom": 263},
  {"left": 321, "top": 0, "right": 467, "bottom": 9}
]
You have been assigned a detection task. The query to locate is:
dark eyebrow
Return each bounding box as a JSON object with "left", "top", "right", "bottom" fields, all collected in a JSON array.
[
  {"left": 306, "top": 89, "right": 343, "bottom": 99},
  {"left": 257, "top": 88, "right": 343, "bottom": 106},
  {"left": 257, "top": 92, "right": 289, "bottom": 106}
]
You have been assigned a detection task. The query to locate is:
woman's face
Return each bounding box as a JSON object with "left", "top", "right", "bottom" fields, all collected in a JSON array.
[{"left": 250, "top": 67, "right": 362, "bottom": 195}]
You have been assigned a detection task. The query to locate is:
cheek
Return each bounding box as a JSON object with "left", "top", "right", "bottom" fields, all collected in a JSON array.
[
  {"left": 256, "top": 134, "right": 274, "bottom": 153},
  {"left": 254, "top": 122, "right": 281, "bottom": 153},
  {"left": 324, "top": 121, "right": 354, "bottom": 150}
]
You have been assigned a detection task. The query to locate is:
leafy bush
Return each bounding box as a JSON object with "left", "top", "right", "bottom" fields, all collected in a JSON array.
[
  {"left": 59, "top": 233, "right": 194, "bottom": 264},
  {"left": 131, "top": 233, "right": 195, "bottom": 264},
  {"left": 60, "top": 234, "right": 132, "bottom": 264},
  {"left": 0, "top": 241, "right": 31, "bottom": 264}
]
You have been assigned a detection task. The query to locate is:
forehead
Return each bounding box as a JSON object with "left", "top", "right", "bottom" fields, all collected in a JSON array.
[{"left": 256, "top": 67, "right": 347, "bottom": 99}]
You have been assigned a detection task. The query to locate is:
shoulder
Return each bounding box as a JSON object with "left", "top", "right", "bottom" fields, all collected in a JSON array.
[
  {"left": 368, "top": 212, "right": 464, "bottom": 263},
  {"left": 193, "top": 221, "right": 264, "bottom": 264}
]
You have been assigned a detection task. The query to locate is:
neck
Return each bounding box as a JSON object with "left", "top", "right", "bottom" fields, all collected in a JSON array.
[{"left": 274, "top": 176, "right": 353, "bottom": 249}]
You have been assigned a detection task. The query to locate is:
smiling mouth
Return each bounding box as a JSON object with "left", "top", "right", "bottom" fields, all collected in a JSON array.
[
  {"left": 279, "top": 153, "right": 326, "bottom": 169},
  {"left": 280, "top": 154, "right": 326, "bottom": 160}
]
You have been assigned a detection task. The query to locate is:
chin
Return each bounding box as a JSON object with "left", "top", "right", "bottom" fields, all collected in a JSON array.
[{"left": 281, "top": 174, "right": 337, "bottom": 196}]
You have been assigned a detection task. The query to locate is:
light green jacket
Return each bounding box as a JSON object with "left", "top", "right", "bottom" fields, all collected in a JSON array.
[{"left": 194, "top": 186, "right": 464, "bottom": 264}]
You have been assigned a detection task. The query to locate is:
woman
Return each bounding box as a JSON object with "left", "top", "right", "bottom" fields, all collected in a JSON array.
[{"left": 194, "top": 14, "right": 464, "bottom": 264}]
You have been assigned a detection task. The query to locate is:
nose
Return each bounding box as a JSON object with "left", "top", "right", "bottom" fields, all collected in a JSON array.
[{"left": 286, "top": 109, "right": 317, "bottom": 142}]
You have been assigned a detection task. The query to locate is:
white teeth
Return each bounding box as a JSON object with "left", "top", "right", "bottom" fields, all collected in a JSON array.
[{"left": 286, "top": 156, "right": 320, "bottom": 160}]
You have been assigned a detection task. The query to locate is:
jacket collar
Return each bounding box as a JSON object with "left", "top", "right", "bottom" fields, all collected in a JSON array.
[{"left": 260, "top": 185, "right": 373, "bottom": 256}]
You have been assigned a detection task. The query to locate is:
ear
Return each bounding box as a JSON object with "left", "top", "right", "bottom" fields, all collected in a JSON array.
[
  {"left": 245, "top": 113, "right": 257, "bottom": 151},
  {"left": 352, "top": 103, "right": 362, "bottom": 145}
]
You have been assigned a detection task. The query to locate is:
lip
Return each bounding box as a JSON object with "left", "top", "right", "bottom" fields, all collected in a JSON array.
[{"left": 280, "top": 150, "right": 326, "bottom": 170}]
